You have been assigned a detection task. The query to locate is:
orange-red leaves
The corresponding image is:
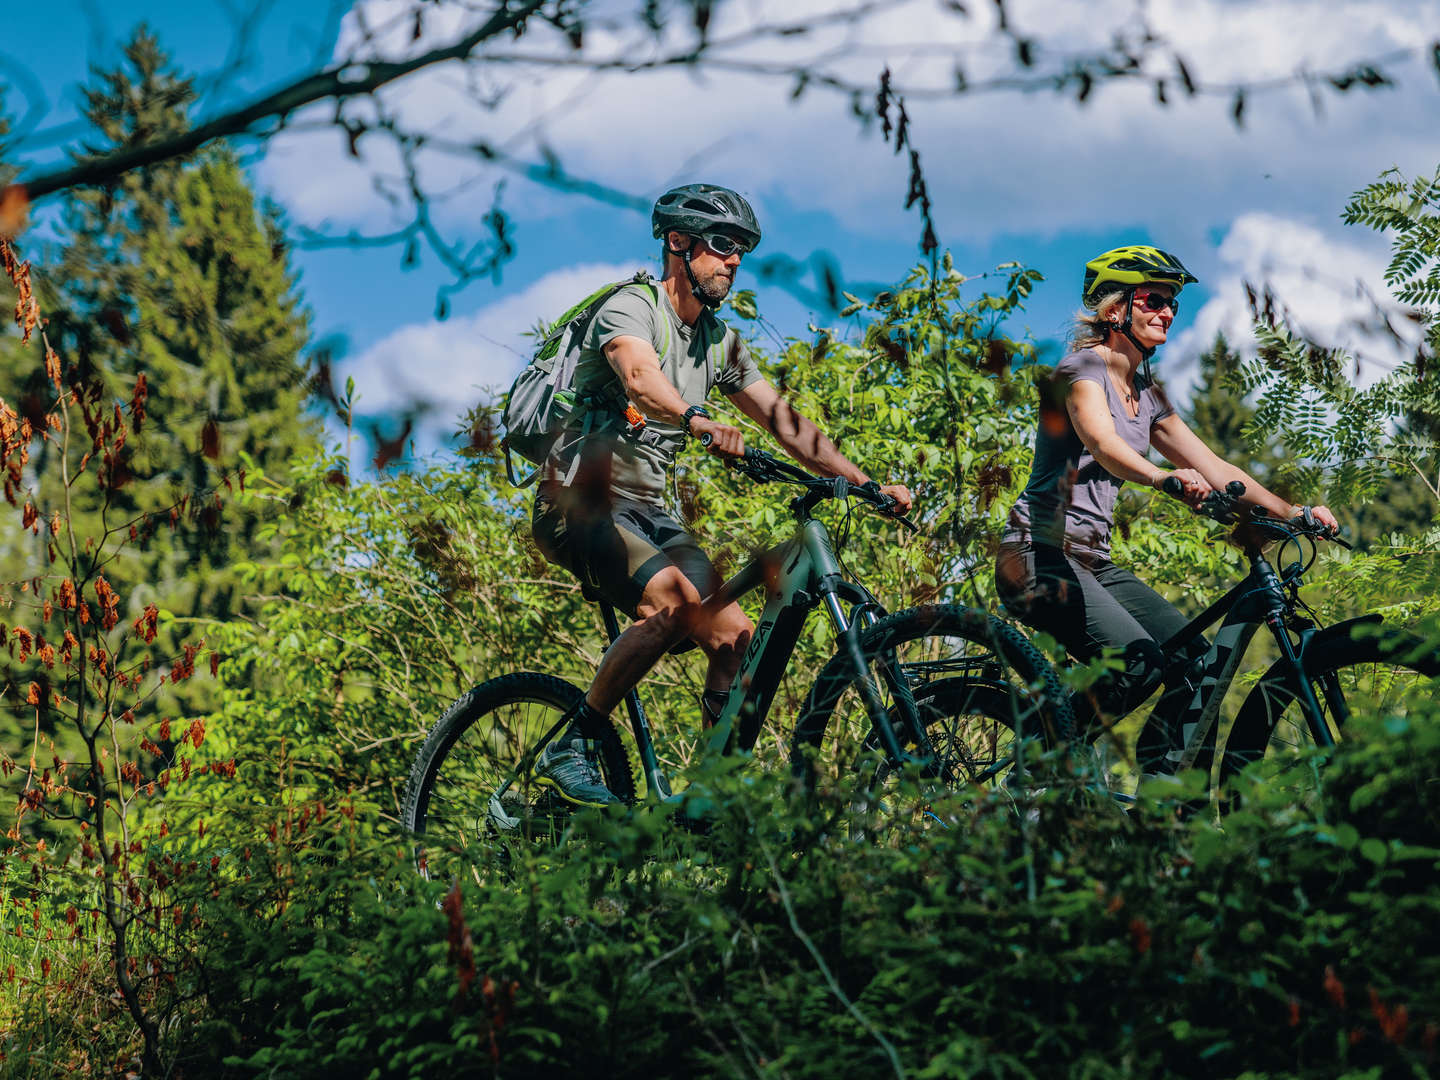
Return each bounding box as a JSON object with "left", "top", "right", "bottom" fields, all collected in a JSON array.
[
  {"left": 0, "top": 236, "right": 39, "bottom": 343},
  {"left": 201, "top": 417, "right": 221, "bottom": 460},
  {"left": 1325, "top": 965, "right": 1346, "bottom": 1009},
  {"left": 0, "top": 188, "right": 30, "bottom": 238},
  {"left": 93, "top": 577, "right": 120, "bottom": 631},
  {"left": 133, "top": 604, "right": 159, "bottom": 644},
  {"left": 1128, "top": 917, "right": 1151, "bottom": 955},
  {"left": 1370, "top": 986, "right": 1410, "bottom": 1045},
  {"left": 172, "top": 643, "right": 202, "bottom": 682}
]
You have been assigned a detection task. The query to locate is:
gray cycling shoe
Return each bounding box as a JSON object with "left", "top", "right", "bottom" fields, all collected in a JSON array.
[{"left": 533, "top": 742, "right": 620, "bottom": 808}]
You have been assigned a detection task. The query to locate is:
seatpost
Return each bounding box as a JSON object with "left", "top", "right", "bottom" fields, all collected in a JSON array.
[{"left": 598, "top": 599, "right": 623, "bottom": 645}]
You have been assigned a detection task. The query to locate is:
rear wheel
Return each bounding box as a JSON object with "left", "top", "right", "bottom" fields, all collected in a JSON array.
[
  {"left": 1220, "top": 623, "right": 1440, "bottom": 798},
  {"left": 401, "top": 672, "right": 634, "bottom": 882}
]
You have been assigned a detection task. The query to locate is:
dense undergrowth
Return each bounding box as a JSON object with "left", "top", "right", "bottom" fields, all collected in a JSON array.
[{"left": 5, "top": 703, "right": 1439, "bottom": 1078}]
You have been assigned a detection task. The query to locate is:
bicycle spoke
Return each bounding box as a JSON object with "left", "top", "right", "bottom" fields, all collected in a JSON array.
[
  {"left": 1222, "top": 630, "right": 1440, "bottom": 801},
  {"left": 402, "top": 674, "right": 634, "bottom": 881}
]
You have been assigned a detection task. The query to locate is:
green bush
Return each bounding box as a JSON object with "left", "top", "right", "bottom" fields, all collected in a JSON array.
[{"left": 169, "top": 713, "right": 1440, "bottom": 1079}]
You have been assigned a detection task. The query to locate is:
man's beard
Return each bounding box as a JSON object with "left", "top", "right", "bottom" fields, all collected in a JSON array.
[{"left": 694, "top": 267, "right": 733, "bottom": 304}]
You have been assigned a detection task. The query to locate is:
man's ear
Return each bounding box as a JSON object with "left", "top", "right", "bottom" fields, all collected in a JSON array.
[{"left": 666, "top": 230, "right": 691, "bottom": 255}]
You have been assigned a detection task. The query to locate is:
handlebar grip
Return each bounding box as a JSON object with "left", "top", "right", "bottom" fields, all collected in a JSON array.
[
  {"left": 700, "top": 432, "right": 713, "bottom": 447},
  {"left": 1161, "top": 475, "right": 1183, "bottom": 498}
]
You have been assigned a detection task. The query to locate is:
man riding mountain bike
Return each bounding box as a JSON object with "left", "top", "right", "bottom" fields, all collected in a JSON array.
[{"left": 530, "top": 182, "right": 912, "bottom": 807}]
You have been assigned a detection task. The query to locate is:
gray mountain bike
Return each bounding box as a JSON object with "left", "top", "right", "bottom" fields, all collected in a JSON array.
[{"left": 401, "top": 448, "right": 1074, "bottom": 880}]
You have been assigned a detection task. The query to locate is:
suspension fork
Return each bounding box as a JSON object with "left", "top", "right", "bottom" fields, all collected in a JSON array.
[
  {"left": 1244, "top": 550, "right": 1340, "bottom": 751},
  {"left": 1266, "top": 615, "right": 1342, "bottom": 748},
  {"left": 823, "top": 586, "right": 937, "bottom": 772}
]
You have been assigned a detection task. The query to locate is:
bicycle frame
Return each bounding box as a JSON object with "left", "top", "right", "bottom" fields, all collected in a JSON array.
[
  {"left": 601, "top": 494, "right": 917, "bottom": 801},
  {"left": 1136, "top": 540, "right": 1334, "bottom": 780}
]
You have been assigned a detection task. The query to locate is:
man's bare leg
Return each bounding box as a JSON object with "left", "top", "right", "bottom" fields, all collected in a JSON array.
[
  {"left": 537, "top": 566, "right": 752, "bottom": 805},
  {"left": 585, "top": 565, "right": 752, "bottom": 714}
]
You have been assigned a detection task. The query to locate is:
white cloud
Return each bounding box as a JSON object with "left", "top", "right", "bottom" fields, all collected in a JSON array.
[
  {"left": 340, "top": 260, "right": 642, "bottom": 453},
  {"left": 1163, "top": 212, "right": 1421, "bottom": 405},
  {"left": 255, "top": 0, "right": 1440, "bottom": 248}
]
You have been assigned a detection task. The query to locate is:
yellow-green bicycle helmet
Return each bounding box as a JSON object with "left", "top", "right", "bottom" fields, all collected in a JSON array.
[{"left": 1082, "top": 245, "right": 1197, "bottom": 309}]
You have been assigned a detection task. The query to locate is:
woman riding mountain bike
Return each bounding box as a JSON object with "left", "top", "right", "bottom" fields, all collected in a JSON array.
[{"left": 995, "top": 245, "right": 1341, "bottom": 781}]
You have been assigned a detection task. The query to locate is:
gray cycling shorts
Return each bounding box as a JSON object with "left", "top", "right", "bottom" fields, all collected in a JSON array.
[{"left": 532, "top": 488, "right": 721, "bottom": 618}]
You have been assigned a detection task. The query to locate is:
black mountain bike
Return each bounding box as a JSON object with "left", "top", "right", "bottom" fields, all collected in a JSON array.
[
  {"left": 936, "top": 479, "right": 1439, "bottom": 800},
  {"left": 401, "top": 449, "right": 1073, "bottom": 879}
]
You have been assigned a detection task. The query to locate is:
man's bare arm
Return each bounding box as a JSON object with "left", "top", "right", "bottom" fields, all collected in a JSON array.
[{"left": 729, "top": 379, "right": 912, "bottom": 511}]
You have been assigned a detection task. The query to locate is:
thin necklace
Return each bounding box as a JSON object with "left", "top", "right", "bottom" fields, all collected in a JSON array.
[
  {"left": 1109, "top": 361, "right": 1139, "bottom": 412},
  {"left": 1100, "top": 346, "right": 1141, "bottom": 414}
]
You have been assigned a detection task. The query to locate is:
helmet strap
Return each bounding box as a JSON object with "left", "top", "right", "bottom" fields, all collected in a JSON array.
[
  {"left": 1112, "top": 287, "right": 1157, "bottom": 365},
  {"left": 680, "top": 240, "right": 723, "bottom": 310}
]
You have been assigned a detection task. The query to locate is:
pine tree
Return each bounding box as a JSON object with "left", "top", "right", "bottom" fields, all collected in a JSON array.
[
  {"left": 58, "top": 28, "right": 315, "bottom": 601},
  {"left": 0, "top": 28, "right": 318, "bottom": 725}
]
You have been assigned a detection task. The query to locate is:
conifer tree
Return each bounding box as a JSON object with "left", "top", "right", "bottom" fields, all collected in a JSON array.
[{"left": 1, "top": 28, "right": 318, "bottom": 727}]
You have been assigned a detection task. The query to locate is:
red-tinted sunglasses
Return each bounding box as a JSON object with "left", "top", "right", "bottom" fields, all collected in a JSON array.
[{"left": 1134, "top": 290, "right": 1180, "bottom": 315}]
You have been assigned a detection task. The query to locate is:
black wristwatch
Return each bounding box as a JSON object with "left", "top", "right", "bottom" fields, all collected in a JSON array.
[{"left": 682, "top": 404, "right": 711, "bottom": 435}]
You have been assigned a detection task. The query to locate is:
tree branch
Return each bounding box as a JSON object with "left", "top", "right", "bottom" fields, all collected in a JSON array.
[{"left": 10, "top": 0, "right": 548, "bottom": 202}]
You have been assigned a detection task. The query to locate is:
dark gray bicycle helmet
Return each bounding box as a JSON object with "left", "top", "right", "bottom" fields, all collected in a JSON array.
[{"left": 652, "top": 184, "right": 762, "bottom": 248}]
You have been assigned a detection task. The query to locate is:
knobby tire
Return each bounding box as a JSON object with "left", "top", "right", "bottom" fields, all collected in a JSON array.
[{"left": 402, "top": 672, "right": 634, "bottom": 881}]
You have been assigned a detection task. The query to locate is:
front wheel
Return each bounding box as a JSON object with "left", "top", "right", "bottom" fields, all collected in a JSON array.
[
  {"left": 792, "top": 604, "right": 1072, "bottom": 801},
  {"left": 401, "top": 672, "right": 635, "bottom": 882},
  {"left": 1219, "top": 621, "right": 1440, "bottom": 798}
]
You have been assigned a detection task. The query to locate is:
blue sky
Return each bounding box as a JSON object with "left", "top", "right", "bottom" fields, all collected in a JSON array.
[{"left": 7, "top": 0, "right": 1439, "bottom": 457}]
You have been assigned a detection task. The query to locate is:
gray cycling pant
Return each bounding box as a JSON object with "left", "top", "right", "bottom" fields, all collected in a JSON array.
[{"left": 995, "top": 542, "right": 1210, "bottom": 774}]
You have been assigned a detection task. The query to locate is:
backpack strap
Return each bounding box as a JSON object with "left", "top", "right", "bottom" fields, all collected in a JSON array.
[
  {"left": 554, "top": 273, "right": 672, "bottom": 478},
  {"left": 504, "top": 444, "right": 540, "bottom": 488}
]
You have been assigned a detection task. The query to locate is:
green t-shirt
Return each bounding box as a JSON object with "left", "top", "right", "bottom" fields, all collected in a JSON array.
[{"left": 564, "top": 282, "right": 762, "bottom": 505}]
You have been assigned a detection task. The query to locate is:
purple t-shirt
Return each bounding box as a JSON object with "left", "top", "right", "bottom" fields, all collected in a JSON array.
[{"left": 1002, "top": 349, "right": 1173, "bottom": 557}]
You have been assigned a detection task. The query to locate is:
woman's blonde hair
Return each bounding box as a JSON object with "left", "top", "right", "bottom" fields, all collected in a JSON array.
[{"left": 1070, "top": 289, "right": 1127, "bottom": 351}]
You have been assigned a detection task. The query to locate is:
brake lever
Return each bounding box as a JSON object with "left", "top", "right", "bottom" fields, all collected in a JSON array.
[
  {"left": 891, "top": 514, "right": 920, "bottom": 534},
  {"left": 854, "top": 480, "right": 920, "bottom": 533}
]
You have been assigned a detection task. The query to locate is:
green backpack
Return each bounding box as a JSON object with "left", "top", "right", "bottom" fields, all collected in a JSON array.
[{"left": 500, "top": 270, "right": 661, "bottom": 487}]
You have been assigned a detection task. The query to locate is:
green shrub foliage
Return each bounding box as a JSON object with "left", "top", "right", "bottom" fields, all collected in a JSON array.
[{"left": 166, "top": 713, "right": 1440, "bottom": 1079}]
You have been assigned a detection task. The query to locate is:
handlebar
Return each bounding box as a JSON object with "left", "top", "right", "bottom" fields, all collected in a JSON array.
[
  {"left": 1159, "top": 475, "right": 1348, "bottom": 547},
  {"left": 702, "top": 435, "right": 918, "bottom": 533}
]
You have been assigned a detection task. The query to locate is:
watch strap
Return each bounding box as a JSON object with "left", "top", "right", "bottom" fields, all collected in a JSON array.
[{"left": 682, "top": 404, "right": 712, "bottom": 433}]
